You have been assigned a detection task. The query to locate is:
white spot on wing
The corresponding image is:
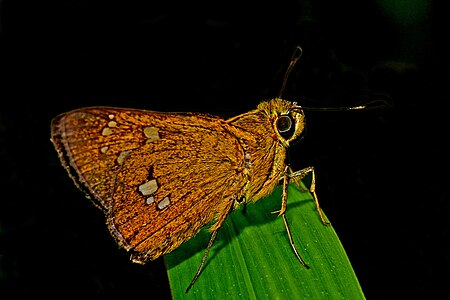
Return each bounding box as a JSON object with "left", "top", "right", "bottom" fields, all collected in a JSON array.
[
  {"left": 108, "top": 120, "right": 117, "bottom": 127},
  {"left": 158, "top": 197, "right": 170, "bottom": 210},
  {"left": 100, "top": 146, "right": 109, "bottom": 153},
  {"left": 139, "top": 179, "right": 158, "bottom": 196},
  {"left": 143, "top": 127, "right": 160, "bottom": 141},
  {"left": 117, "top": 150, "right": 131, "bottom": 165},
  {"left": 102, "top": 127, "right": 113, "bottom": 136},
  {"left": 146, "top": 196, "right": 155, "bottom": 204}
]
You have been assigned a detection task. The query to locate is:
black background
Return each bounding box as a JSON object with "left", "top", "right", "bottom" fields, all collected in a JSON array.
[{"left": 1, "top": 1, "right": 449, "bottom": 299}]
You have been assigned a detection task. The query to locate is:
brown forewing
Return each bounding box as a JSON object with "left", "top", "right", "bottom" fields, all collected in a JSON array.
[{"left": 51, "top": 107, "right": 249, "bottom": 262}]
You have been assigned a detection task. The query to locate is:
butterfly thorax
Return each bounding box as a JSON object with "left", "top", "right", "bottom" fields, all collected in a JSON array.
[{"left": 226, "top": 98, "right": 305, "bottom": 202}]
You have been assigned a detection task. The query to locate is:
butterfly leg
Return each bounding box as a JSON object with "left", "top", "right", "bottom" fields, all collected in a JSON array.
[
  {"left": 288, "top": 166, "right": 308, "bottom": 192},
  {"left": 289, "top": 166, "right": 330, "bottom": 225},
  {"left": 275, "top": 165, "right": 310, "bottom": 268},
  {"left": 185, "top": 196, "right": 236, "bottom": 293}
]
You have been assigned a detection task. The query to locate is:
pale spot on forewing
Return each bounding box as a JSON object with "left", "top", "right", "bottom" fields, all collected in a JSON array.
[
  {"left": 146, "top": 196, "right": 155, "bottom": 205},
  {"left": 102, "top": 127, "right": 113, "bottom": 136},
  {"left": 108, "top": 120, "right": 117, "bottom": 127},
  {"left": 108, "top": 114, "right": 115, "bottom": 119},
  {"left": 158, "top": 197, "right": 170, "bottom": 210},
  {"left": 143, "top": 126, "right": 160, "bottom": 142},
  {"left": 139, "top": 179, "right": 158, "bottom": 196},
  {"left": 100, "top": 146, "right": 109, "bottom": 153},
  {"left": 117, "top": 150, "right": 131, "bottom": 165}
]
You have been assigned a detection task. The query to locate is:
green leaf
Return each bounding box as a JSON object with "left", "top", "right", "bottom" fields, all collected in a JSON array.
[{"left": 164, "top": 183, "right": 365, "bottom": 299}]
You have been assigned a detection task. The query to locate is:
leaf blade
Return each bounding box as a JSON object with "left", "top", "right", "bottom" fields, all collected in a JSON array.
[{"left": 165, "top": 183, "right": 365, "bottom": 299}]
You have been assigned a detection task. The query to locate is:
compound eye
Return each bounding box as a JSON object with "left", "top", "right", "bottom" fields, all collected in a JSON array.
[
  {"left": 276, "top": 114, "right": 296, "bottom": 140},
  {"left": 276, "top": 115, "right": 292, "bottom": 133}
]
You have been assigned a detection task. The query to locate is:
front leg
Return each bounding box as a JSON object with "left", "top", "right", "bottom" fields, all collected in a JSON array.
[
  {"left": 289, "top": 166, "right": 330, "bottom": 225},
  {"left": 275, "top": 166, "right": 310, "bottom": 268},
  {"left": 272, "top": 165, "right": 330, "bottom": 269}
]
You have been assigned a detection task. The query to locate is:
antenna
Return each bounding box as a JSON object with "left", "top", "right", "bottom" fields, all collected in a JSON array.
[
  {"left": 278, "top": 46, "right": 391, "bottom": 112},
  {"left": 302, "top": 99, "right": 392, "bottom": 111},
  {"left": 278, "top": 46, "right": 303, "bottom": 99}
]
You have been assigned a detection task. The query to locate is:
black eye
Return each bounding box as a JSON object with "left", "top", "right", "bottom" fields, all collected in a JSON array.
[
  {"left": 276, "top": 115, "right": 295, "bottom": 139},
  {"left": 276, "top": 115, "right": 292, "bottom": 132}
]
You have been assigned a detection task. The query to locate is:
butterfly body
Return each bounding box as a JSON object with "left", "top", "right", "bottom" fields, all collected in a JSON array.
[{"left": 51, "top": 98, "right": 306, "bottom": 263}]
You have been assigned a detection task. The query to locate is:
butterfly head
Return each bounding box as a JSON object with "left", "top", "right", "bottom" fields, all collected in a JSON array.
[{"left": 260, "top": 98, "right": 305, "bottom": 147}]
